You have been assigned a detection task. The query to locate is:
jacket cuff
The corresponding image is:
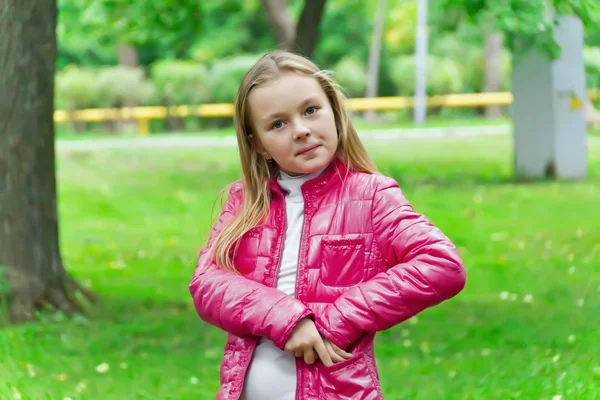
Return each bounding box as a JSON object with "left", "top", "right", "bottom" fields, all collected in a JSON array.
[
  {"left": 314, "top": 315, "right": 354, "bottom": 350},
  {"left": 272, "top": 307, "right": 313, "bottom": 350}
]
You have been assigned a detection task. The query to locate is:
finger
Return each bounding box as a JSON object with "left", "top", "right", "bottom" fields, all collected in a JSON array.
[
  {"left": 295, "top": 349, "right": 304, "bottom": 358},
  {"left": 331, "top": 343, "right": 353, "bottom": 359},
  {"left": 314, "top": 338, "right": 333, "bottom": 367},
  {"left": 325, "top": 341, "right": 345, "bottom": 363},
  {"left": 304, "top": 348, "right": 316, "bottom": 365}
]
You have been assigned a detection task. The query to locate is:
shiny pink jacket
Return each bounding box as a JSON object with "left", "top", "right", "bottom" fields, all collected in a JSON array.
[{"left": 189, "top": 159, "right": 466, "bottom": 399}]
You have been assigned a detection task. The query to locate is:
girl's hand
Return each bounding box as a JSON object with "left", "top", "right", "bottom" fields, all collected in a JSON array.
[
  {"left": 284, "top": 318, "right": 333, "bottom": 366},
  {"left": 322, "top": 337, "right": 352, "bottom": 363}
]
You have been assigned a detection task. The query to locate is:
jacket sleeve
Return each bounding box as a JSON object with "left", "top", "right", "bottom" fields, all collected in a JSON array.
[
  {"left": 189, "top": 183, "right": 312, "bottom": 349},
  {"left": 315, "top": 176, "right": 466, "bottom": 349}
]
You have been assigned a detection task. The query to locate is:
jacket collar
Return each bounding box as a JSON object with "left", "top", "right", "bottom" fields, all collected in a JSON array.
[{"left": 269, "top": 158, "right": 349, "bottom": 199}]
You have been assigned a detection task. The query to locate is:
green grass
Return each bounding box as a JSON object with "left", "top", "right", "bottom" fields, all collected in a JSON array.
[{"left": 2, "top": 134, "right": 600, "bottom": 399}]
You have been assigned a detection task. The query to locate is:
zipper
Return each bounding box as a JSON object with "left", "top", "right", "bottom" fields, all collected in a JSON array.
[
  {"left": 234, "top": 196, "right": 287, "bottom": 400},
  {"left": 294, "top": 193, "right": 312, "bottom": 400}
]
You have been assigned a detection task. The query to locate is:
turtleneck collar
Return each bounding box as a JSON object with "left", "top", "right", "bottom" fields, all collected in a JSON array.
[
  {"left": 269, "top": 158, "right": 350, "bottom": 200},
  {"left": 277, "top": 165, "right": 328, "bottom": 203}
]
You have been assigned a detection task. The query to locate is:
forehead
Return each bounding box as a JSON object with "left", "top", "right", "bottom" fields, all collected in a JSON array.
[{"left": 248, "top": 72, "right": 327, "bottom": 115}]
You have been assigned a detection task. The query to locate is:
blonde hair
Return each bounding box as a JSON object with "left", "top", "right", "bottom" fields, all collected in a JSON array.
[{"left": 212, "top": 50, "right": 378, "bottom": 272}]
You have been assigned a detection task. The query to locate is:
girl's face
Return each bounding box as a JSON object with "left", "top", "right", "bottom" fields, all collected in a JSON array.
[{"left": 248, "top": 72, "right": 338, "bottom": 176}]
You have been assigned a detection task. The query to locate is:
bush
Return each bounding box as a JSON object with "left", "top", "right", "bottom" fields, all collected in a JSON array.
[
  {"left": 55, "top": 66, "right": 103, "bottom": 110},
  {"left": 150, "top": 60, "right": 209, "bottom": 105},
  {"left": 391, "top": 55, "right": 464, "bottom": 96},
  {"left": 207, "top": 54, "right": 262, "bottom": 103},
  {"left": 584, "top": 47, "right": 600, "bottom": 89},
  {"left": 431, "top": 35, "right": 512, "bottom": 93},
  {"left": 96, "top": 66, "right": 156, "bottom": 107},
  {"left": 332, "top": 57, "right": 368, "bottom": 98}
]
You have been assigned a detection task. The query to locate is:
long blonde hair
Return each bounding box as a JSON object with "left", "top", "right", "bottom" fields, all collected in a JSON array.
[{"left": 212, "top": 50, "right": 378, "bottom": 272}]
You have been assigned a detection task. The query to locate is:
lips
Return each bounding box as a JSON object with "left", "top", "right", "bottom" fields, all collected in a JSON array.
[{"left": 296, "top": 144, "right": 320, "bottom": 156}]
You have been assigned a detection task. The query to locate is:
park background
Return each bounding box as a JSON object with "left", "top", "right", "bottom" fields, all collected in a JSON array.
[{"left": 1, "top": 1, "right": 600, "bottom": 399}]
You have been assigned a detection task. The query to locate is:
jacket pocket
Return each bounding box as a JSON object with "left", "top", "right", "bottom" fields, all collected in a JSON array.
[
  {"left": 319, "top": 353, "right": 380, "bottom": 399},
  {"left": 320, "top": 234, "right": 366, "bottom": 286}
]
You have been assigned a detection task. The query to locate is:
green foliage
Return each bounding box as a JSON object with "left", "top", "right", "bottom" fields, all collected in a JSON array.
[
  {"left": 57, "top": 0, "right": 117, "bottom": 69},
  {"left": 313, "top": 0, "right": 372, "bottom": 67},
  {"left": 391, "top": 55, "right": 465, "bottom": 96},
  {"left": 332, "top": 57, "right": 368, "bottom": 98},
  {"left": 584, "top": 47, "right": 600, "bottom": 88},
  {"left": 441, "top": 0, "right": 600, "bottom": 59},
  {"left": 151, "top": 60, "right": 210, "bottom": 105},
  {"left": 385, "top": 1, "right": 418, "bottom": 56},
  {"left": 55, "top": 66, "right": 104, "bottom": 110},
  {"left": 432, "top": 35, "right": 512, "bottom": 93},
  {"left": 207, "top": 54, "right": 262, "bottom": 103},
  {"left": 96, "top": 66, "right": 156, "bottom": 107},
  {"left": 97, "top": 0, "right": 203, "bottom": 55}
]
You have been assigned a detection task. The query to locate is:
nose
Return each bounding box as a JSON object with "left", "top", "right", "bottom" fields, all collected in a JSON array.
[{"left": 292, "top": 119, "right": 311, "bottom": 140}]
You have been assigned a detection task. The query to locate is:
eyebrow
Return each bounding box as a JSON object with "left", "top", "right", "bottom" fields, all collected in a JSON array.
[{"left": 261, "top": 96, "right": 321, "bottom": 123}]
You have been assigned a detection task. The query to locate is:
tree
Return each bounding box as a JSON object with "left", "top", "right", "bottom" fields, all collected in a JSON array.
[
  {"left": 0, "top": 1, "right": 95, "bottom": 322},
  {"left": 364, "top": 0, "right": 387, "bottom": 121},
  {"left": 441, "top": 0, "right": 599, "bottom": 60},
  {"left": 261, "top": 0, "right": 327, "bottom": 58},
  {"left": 483, "top": 32, "right": 503, "bottom": 118}
]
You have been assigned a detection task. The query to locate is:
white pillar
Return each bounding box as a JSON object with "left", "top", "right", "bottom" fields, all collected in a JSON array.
[
  {"left": 413, "top": 0, "right": 428, "bottom": 125},
  {"left": 512, "top": 15, "right": 587, "bottom": 179}
]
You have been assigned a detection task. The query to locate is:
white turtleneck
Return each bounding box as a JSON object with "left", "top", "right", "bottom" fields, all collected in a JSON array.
[{"left": 241, "top": 167, "right": 325, "bottom": 400}]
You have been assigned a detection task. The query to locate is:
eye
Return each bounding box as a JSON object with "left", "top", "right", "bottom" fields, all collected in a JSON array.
[
  {"left": 271, "top": 120, "right": 285, "bottom": 130},
  {"left": 305, "top": 106, "right": 317, "bottom": 115}
]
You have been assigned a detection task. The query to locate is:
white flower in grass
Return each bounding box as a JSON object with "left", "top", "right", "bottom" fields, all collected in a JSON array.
[
  {"left": 448, "top": 370, "right": 456, "bottom": 378},
  {"left": 433, "top": 357, "right": 441, "bottom": 364},
  {"left": 120, "top": 362, "right": 128, "bottom": 369},
  {"left": 499, "top": 291, "right": 509, "bottom": 300},
  {"left": 26, "top": 363, "right": 36, "bottom": 377},
  {"left": 552, "top": 395, "right": 563, "bottom": 400},
  {"left": 75, "top": 381, "right": 87, "bottom": 393},
  {"left": 64, "top": 398, "right": 73, "bottom": 400},
  {"left": 523, "top": 294, "right": 533, "bottom": 303},
  {"left": 95, "top": 363, "right": 110, "bottom": 374},
  {"left": 12, "top": 389, "right": 22, "bottom": 400},
  {"left": 408, "top": 317, "right": 419, "bottom": 326},
  {"left": 403, "top": 339, "right": 412, "bottom": 348},
  {"left": 190, "top": 376, "right": 199, "bottom": 385},
  {"left": 481, "top": 349, "right": 491, "bottom": 357},
  {"left": 509, "top": 293, "right": 518, "bottom": 301},
  {"left": 577, "top": 298, "right": 585, "bottom": 307},
  {"left": 568, "top": 266, "right": 576, "bottom": 275},
  {"left": 568, "top": 335, "right": 576, "bottom": 343},
  {"left": 401, "top": 329, "right": 410, "bottom": 337},
  {"left": 552, "top": 354, "right": 560, "bottom": 363}
]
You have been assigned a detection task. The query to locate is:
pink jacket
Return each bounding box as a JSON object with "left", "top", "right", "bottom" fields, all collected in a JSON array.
[{"left": 189, "top": 159, "right": 466, "bottom": 399}]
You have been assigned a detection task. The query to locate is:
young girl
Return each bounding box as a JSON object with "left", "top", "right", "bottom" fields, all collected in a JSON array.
[{"left": 189, "top": 50, "right": 466, "bottom": 400}]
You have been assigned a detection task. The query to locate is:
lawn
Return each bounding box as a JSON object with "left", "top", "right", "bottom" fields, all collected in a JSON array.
[{"left": 1, "top": 133, "right": 599, "bottom": 399}]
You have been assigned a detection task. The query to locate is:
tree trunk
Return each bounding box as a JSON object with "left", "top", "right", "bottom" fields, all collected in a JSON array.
[
  {"left": 116, "top": 44, "right": 140, "bottom": 134},
  {"left": 261, "top": 0, "right": 296, "bottom": 51},
  {"left": 118, "top": 43, "right": 139, "bottom": 67},
  {"left": 484, "top": 32, "right": 503, "bottom": 119},
  {"left": 365, "top": 0, "right": 387, "bottom": 122},
  {"left": 295, "top": 0, "right": 327, "bottom": 58},
  {"left": 0, "top": 1, "right": 95, "bottom": 323},
  {"left": 261, "top": 0, "right": 327, "bottom": 59}
]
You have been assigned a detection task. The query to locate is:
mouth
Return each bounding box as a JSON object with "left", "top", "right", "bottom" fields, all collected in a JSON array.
[{"left": 296, "top": 144, "right": 321, "bottom": 156}]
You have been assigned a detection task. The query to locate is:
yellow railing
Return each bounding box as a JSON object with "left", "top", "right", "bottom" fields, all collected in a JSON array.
[{"left": 54, "top": 90, "right": 600, "bottom": 135}]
